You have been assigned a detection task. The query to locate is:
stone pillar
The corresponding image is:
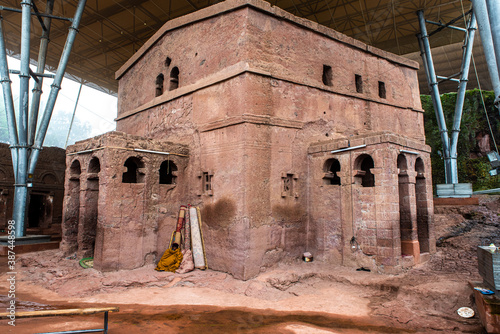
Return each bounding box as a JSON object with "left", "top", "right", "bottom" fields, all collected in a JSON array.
[
  {"left": 60, "top": 160, "right": 81, "bottom": 255},
  {"left": 399, "top": 170, "right": 420, "bottom": 263},
  {"left": 77, "top": 174, "right": 99, "bottom": 258},
  {"left": 372, "top": 167, "right": 400, "bottom": 268}
]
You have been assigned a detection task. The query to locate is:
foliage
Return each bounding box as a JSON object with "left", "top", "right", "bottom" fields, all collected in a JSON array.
[{"left": 421, "top": 89, "right": 500, "bottom": 191}]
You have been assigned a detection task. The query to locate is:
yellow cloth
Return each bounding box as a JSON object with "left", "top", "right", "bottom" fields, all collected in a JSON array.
[{"left": 155, "top": 248, "right": 183, "bottom": 272}]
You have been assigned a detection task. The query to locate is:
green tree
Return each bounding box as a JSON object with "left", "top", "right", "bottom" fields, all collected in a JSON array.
[{"left": 421, "top": 89, "right": 500, "bottom": 191}]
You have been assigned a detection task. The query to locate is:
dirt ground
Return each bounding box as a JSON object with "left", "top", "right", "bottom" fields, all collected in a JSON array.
[{"left": 0, "top": 195, "right": 499, "bottom": 333}]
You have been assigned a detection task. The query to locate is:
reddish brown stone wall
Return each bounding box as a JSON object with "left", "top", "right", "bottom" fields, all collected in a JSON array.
[
  {"left": 62, "top": 132, "right": 190, "bottom": 271},
  {"left": 60, "top": 0, "right": 437, "bottom": 279},
  {"left": 308, "top": 133, "right": 435, "bottom": 271},
  {"left": 0, "top": 143, "right": 65, "bottom": 237},
  {"left": 116, "top": 8, "right": 250, "bottom": 115}
]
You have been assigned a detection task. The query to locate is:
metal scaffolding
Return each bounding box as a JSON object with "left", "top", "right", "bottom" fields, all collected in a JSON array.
[
  {"left": 0, "top": 0, "right": 87, "bottom": 237},
  {"left": 471, "top": 0, "right": 500, "bottom": 108},
  {"left": 417, "top": 9, "right": 477, "bottom": 185}
]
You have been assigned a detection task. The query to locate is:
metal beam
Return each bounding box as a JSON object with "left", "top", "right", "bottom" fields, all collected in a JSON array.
[
  {"left": 29, "top": 0, "right": 54, "bottom": 147},
  {"left": 28, "top": 0, "right": 88, "bottom": 180},
  {"left": 484, "top": 0, "right": 500, "bottom": 108},
  {"left": 8, "top": 0, "right": 87, "bottom": 237},
  {"left": 417, "top": 10, "right": 454, "bottom": 184},
  {"left": 0, "top": 5, "right": 72, "bottom": 22},
  {"left": 471, "top": 0, "right": 500, "bottom": 107},
  {"left": 425, "top": 19, "right": 467, "bottom": 33},
  {"left": 12, "top": 0, "right": 34, "bottom": 237},
  {"left": 449, "top": 14, "right": 477, "bottom": 174},
  {"left": 0, "top": 15, "right": 19, "bottom": 182},
  {"left": 428, "top": 9, "right": 472, "bottom": 37}
]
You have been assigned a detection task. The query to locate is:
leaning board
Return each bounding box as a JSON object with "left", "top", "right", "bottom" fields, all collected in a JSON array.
[{"left": 190, "top": 206, "right": 206, "bottom": 269}]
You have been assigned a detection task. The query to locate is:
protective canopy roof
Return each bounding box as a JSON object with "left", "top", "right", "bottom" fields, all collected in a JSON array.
[{"left": 0, "top": 0, "right": 487, "bottom": 96}]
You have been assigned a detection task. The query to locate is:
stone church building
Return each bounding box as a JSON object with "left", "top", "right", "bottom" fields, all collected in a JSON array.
[
  {"left": 0, "top": 144, "right": 65, "bottom": 237},
  {"left": 62, "top": 0, "right": 435, "bottom": 280}
]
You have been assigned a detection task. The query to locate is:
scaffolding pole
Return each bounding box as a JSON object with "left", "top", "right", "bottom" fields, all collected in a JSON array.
[
  {"left": 0, "top": 16, "right": 19, "bottom": 181},
  {"left": 417, "top": 10, "right": 477, "bottom": 185},
  {"left": 28, "top": 0, "right": 54, "bottom": 146},
  {"left": 29, "top": 0, "right": 87, "bottom": 178},
  {"left": 485, "top": 0, "right": 500, "bottom": 102},
  {"left": 8, "top": 0, "right": 87, "bottom": 237},
  {"left": 471, "top": 0, "right": 500, "bottom": 108},
  {"left": 417, "top": 10, "right": 454, "bottom": 184},
  {"left": 450, "top": 14, "right": 477, "bottom": 169},
  {"left": 12, "top": 0, "right": 34, "bottom": 237}
]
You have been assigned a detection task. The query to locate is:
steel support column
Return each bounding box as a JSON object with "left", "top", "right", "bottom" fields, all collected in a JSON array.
[
  {"left": 450, "top": 14, "right": 477, "bottom": 169},
  {"left": 12, "top": 0, "right": 34, "bottom": 237},
  {"left": 28, "top": 0, "right": 87, "bottom": 176},
  {"left": 472, "top": 0, "right": 500, "bottom": 107},
  {"left": 417, "top": 10, "right": 455, "bottom": 184},
  {"left": 29, "top": 0, "right": 55, "bottom": 146},
  {"left": 486, "top": 0, "right": 500, "bottom": 101},
  {"left": 6, "top": 0, "right": 87, "bottom": 237},
  {"left": 0, "top": 16, "right": 19, "bottom": 181}
]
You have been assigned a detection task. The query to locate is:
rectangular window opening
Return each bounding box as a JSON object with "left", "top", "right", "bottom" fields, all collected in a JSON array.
[
  {"left": 322, "top": 65, "right": 333, "bottom": 86},
  {"left": 202, "top": 172, "right": 213, "bottom": 195},
  {"left": 378, "top": 81, "right": 386, "bottom": 99},
  {"left": 282, "top": 174, "right": 294, "bottom": 197},
  {"left": 355, "top": 74, "right": 363, "bottom": 93}
]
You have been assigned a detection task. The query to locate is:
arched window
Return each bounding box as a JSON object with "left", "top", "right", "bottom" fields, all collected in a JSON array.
[
  {"left": 360, "top": 157, "right": 375, "bottom": 187},
  {"left": 354, "top": 154, "right": 375, "bottom": 187},
  {"left": 159, "top": 160, "right": 177, "bottom": 185},
  {"left": 397, "top": 154, "right": 407, "bottom": 174},
  {"left": 415, "top": 157, "right": 425, "bottom": 176},
  {"left": 88, "top": 157, "right": 101, "bottom": 174},
  {"left": 122, "top": 157, "right": 145, "bottom": 183},
  {"left": 323, "top": 158, "right": 341, "bottom": 185},
  {"left": 42, "top": 173, "right": 57, "bottom": 184},
  {"left": 169, "top": 67, "right": 179, "bottom": 91},
  {"left": 155, "top": 73, "right": 164, "bottom": 97},
  {"left": 70, "top": 159, "right": 81, "bottom": 175}
]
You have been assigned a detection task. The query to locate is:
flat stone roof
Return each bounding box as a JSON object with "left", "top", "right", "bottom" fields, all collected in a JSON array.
[{"left": 115, "top": 0, "right": 419, "bottom": 80}]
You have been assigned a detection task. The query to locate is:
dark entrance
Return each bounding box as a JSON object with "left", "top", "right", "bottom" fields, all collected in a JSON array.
[{"left": 28, "top": 194, "right": 45, "bottom": 228}]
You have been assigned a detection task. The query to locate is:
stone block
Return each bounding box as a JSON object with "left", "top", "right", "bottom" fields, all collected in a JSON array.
[{"left": 401, "top": 240, "right": 420, "bottom": 263}]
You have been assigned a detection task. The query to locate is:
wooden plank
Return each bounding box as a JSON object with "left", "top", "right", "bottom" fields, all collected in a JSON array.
[
  {"left": 190, "top": 206, "right": 206, "bottom": 270},
  {"left": 0, "top": 307, "right": 119, "bottom": 319}
]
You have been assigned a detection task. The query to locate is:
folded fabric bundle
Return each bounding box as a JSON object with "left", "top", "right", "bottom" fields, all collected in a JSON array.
[{"left": 155, "top": 247, "right": 183, "bottom": 272}]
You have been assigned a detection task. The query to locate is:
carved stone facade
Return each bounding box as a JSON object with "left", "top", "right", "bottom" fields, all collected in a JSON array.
[
  {"left": 62, "top": 132, "right": 189, "bottom": 267},
  {"left": 0, "top": 143, "right": 65, "bottom": 238},
  {"left": 63, "top": 0, "right": 435, "bottom": 279}
]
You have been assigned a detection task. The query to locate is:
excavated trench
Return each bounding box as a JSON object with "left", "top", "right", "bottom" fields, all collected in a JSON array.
[
  {"left": 0, "top": 297, "right": 416, "bottom": 334},
  {"left": 0, "top": 195, "right": 498, "bottom": 333}
]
